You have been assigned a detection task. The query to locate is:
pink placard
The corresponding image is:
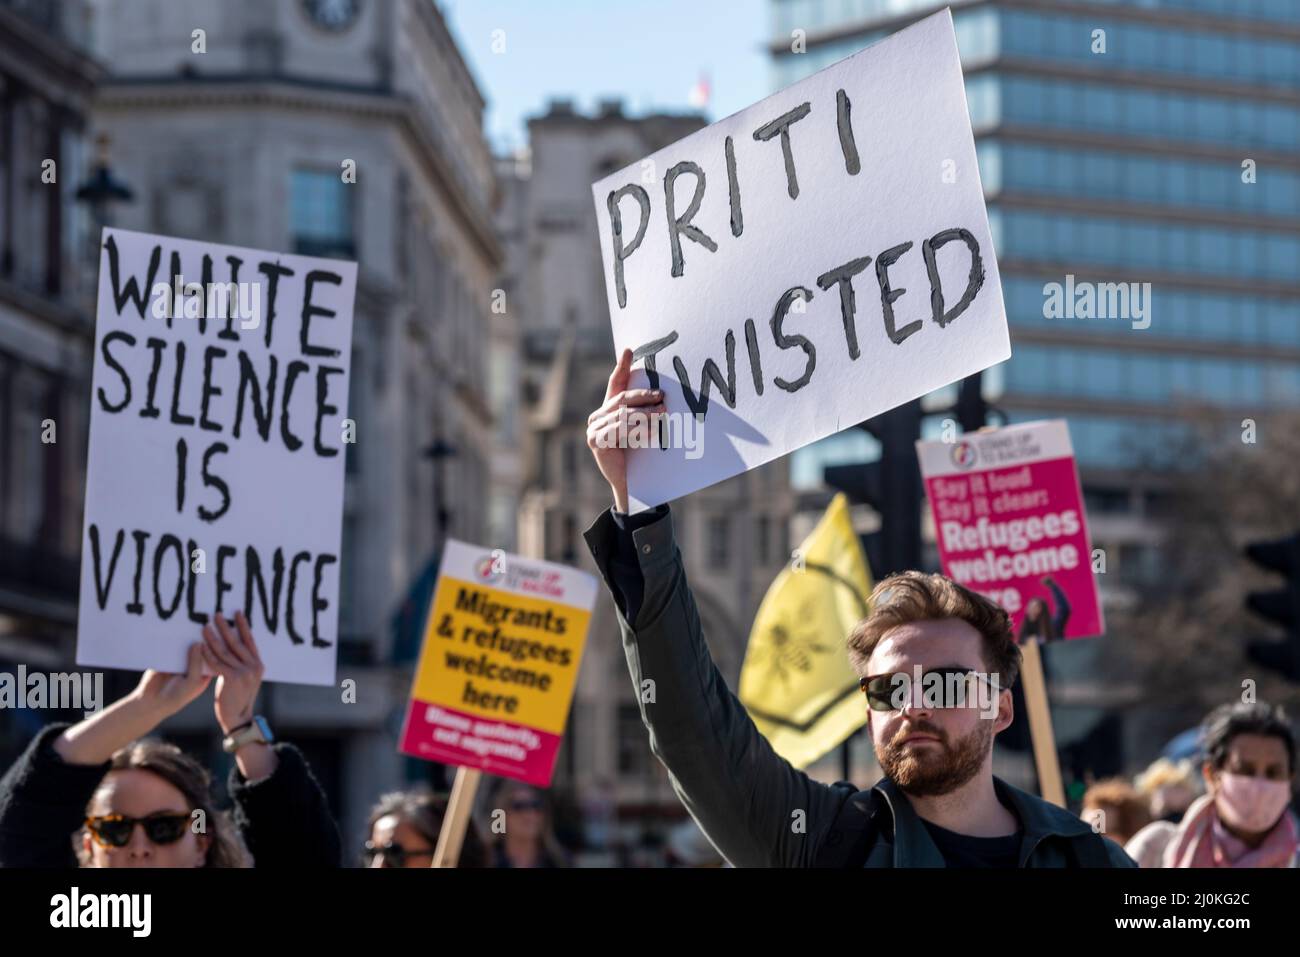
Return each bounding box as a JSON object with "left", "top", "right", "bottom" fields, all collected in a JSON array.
[
  {"left": 917, "top": 420, "right": 1104, "bottom": 643},
  {"left": 400, "top": 700, "right": 563, "bottom": 788}
]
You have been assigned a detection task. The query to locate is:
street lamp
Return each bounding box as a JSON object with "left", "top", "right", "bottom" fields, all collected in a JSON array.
[
  {"left": 422, "top": 437, "right": 457, "bottom": 549},
  {"left": 75, "top": 132, "right": 134, "bottom": 298},
  {"left": 75, "top": 132, "right": 134, "bottom": 222}
]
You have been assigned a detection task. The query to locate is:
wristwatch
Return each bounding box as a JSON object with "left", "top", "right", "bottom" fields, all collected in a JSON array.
[{"left": 222, "top": 715, "right": 274, "bottom": 753}]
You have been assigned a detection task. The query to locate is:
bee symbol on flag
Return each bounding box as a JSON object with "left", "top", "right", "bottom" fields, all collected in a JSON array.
[{"left": 751, "top": 598, "right": 834, "bottom": 686}]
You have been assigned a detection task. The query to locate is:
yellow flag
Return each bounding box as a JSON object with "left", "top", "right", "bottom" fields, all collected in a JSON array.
[{"left": 739, "top": 493, "right": 872, "bottom": 769}]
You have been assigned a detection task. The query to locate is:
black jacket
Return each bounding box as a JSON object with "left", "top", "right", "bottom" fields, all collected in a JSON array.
[
  {"left": 0, "top": 723, "right": 340, "bottom": 868},
  {"left": 585, "top": 505, "right": 1136, "bottom": 868}
]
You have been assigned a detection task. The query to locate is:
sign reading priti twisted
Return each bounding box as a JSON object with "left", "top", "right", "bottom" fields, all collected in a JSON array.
[{"left": 592, "top": 11, "right": 1011, "bottom": 512}]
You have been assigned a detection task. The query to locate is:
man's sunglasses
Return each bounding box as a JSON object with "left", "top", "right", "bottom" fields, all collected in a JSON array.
[
  {"left": 859, "top": 667, "right": 999, "bottom": 712},
  {"left": 362, "top": 841, "right": 434, "bottom": 867},
  {"left": 84, "top": 812, "right": 191, "bottom": 848}
]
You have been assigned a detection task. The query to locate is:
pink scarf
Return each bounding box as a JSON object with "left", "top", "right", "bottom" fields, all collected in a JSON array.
[{"left": 1164, "top": 794, "right": 1298, "bottom": 868}]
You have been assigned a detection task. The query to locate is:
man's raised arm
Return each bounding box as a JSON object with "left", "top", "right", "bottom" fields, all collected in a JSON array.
[{"left": 584, "top": 350, "right": 853, "bottom": 867}]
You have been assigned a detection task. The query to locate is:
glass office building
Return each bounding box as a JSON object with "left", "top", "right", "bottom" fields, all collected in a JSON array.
[
  {"left": 772, "top": 0, "right": 1300, "bottom": 781},
  {"left": 773, "top": 0, "right": 1300, "bottom": 584}
]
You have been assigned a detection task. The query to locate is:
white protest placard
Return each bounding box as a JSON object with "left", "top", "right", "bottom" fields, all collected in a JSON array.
[
  {"left": 76, "top": 227, "right": 356, "bottom": 685},
  {"left": 592, "top": 10, "right": 1010, "bottom": 512}
]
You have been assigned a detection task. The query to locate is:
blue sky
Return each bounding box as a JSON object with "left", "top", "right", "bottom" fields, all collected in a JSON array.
[
  {"left": 439, "top": 0, "right": 864, "bottom": 489},
  {"left": 441, "top": 0, "right": 772, "bottom": 153}
]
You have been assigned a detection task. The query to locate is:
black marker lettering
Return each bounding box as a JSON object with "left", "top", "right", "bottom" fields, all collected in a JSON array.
[
  {"left": 817, "top": 255, "right": 872, "bottom": 360},
  {"left": 280, "top": 360, "right": 309, "bottom": 452},
  {"left": 219, "top": 255, "right": 243, "bottom": 341},
  {"left": 152, "top": 534, "right": 185, "bottom": 620},
  {"left": 922, "top": 228, "right": 985, "bottom": 328},
  {"left": 214, "top": 544, "right": 237, "bottom": 614},
  {"left": 102, "top": 236, "right": 161, "bottom": 319},
  {"left": 89, "top": 524, "right": 125, "bottom": 610},
  {"left": 631, "top": 331, "right": 680, "bottom": 392},
  {"left": 185, "top": 538, "right": 208, "bottom": 625},
  {"left": 673, "top": 328, "right": 736, "bottom": 418},
  {"left": 245, "top": 546, "right": 285, "bottom": 635},
  {"left": 199, "top": 345, "right": 227, "bottom": 433},
  {"left": 313, "top": 365, "right": 344, "bottom": 457},
  {"left": 753, "top": 102, "right": 812, "bottom": 200},
  {"left": 286, "top": 551, "right": 312, "bottom": 646},
  {"left": 127, "top": 530, "right": 150, "bottom": 615},
  {"left": 139, "top": 337, "right": 166, "bottom": 418},
  {"left": 607, "top": 184, "right": 651, "bottom": 309},
  {"left": 97, "top": 331, "right": 135, "bottom": 413},
  {"left": 836, "top": 89, "right": 860, "bottom": 176},
  {"left": 257, "top": 261, "right": 295, "bottom": 349},
  {"left": 311, "top": 554, "right": 337, "bottom": 648},
  {"left": 234, "top": 351, "right": 278, "bottom": 441},
  {"left": 301, "top": 270, "right": 343, "bottom": 358},
  {"left": 198, "top": 442, "right": 231, "bottom": 522},
  {"left": 663, "top": 161, "right": 718, "bottom": 278},
  {"left": 876, "top": 241, "right": 922, "bottom": 345},
  {"left": 743, "top": 318, "right": 764, "bottom": 396},
  {"left": 169, "top": 341, "right": 196, "bottom": 426},
  {"left": 725, "top": 135, "right": 743, "bottom": 237},
  {"left": 175, "top": 437, "right": 187, "bottom": 513},
  {"left": 770, "top": 286, "right": 816, "bottom": 392}
]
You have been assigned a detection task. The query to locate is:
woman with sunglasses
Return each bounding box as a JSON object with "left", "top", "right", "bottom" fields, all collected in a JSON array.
[
  {"left": 0, "top": 612, "right": 340, "bottom": 868},
  {"left": 363, "top": 789, "right": 487, "bottom": 868}
]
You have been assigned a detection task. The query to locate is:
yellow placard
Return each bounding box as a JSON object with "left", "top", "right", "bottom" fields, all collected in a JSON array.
[{"left": 410, "top": 575, "right": 590, "bottom": 735}]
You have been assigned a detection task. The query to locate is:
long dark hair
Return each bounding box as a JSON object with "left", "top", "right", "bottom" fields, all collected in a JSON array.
[
  {"left": 1018, "top": 597, "right": 1056, "bottom": 643},
  {"left": 366, "top": 789, "right": 487, "bottom": 868},
  {"left": 487, "top": 780, "right": 569, "bottom": 867},
  {"left": 78, "top": 739, "right": 250, "bottom": 868}
]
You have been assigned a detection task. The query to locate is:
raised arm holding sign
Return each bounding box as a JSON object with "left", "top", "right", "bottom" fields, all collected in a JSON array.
[
  {"left": 77, "top": 228, "right": 356, "bottom": 685},
  {"left": 581, "top": 11, "right": 1132, "bottom": 869}
]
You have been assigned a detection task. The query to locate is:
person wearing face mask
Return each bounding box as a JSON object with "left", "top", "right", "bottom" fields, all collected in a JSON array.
[
  {"left": 1125, "top": 703, "right": 1297, "bottom": 868},
  {"left": 0, "top": 612, "right": 340, "bottom": 868},
  {"left": 581, "top": 350, "right": 1135, "bottom": 868}
]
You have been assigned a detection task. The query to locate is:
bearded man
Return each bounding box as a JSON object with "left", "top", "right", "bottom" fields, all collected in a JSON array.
[{"left": 582, "top": 349, "right": 1136, "bottom": 868}]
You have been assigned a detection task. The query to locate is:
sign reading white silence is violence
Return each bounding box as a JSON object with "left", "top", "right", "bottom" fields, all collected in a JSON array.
[
  {"left": 592, "top": 10, "right": 1011, "bottom": 512},
  {"left": 76, "top": 228, "right": 356, "bottom": 685}
]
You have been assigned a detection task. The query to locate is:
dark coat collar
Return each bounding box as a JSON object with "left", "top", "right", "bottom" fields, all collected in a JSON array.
[{"left": 871, "top": 775, "right": 1093, "bottom": 867}]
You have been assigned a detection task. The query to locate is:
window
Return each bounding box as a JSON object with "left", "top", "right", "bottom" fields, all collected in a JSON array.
[
  {"left": 291, "top": 168, "right": 355, "bottom": 258},
  {"left": 563, "top": 436, "right": 577, "bottom": 481},
  {"left": 562, "top": 514, "right": 577, "bottom": 564},
  {"left": 707, "top": 515, "right": 730, "bottom": 569},
  {"left": 1084, "top": 488, "right": 1131, "bottom": 515},
  {"left": 617, "top": 703, "right": 649, "bottom": 775}
]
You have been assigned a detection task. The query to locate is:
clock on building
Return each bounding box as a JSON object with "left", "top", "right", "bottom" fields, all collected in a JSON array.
[{"left": 301, "top": 0, "right": 361, "bottom": 32}]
